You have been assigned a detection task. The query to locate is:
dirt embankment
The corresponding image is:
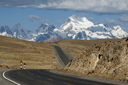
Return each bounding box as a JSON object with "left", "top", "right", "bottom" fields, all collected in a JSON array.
[{"left": 64, "top": 38, "right": 128, "bottom": 83}]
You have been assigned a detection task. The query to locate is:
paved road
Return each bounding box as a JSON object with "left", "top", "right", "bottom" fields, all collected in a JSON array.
[
  {"left": 0, "top": 70, "right": 15, "bottom": 85},
  {"left": 4, "top": 69, "right": 115, "bottom": 85},
  {"left": 1, "top": 45, "right": 128, "bottom": 85},
  {"left": 52, "top": 45, "right": 70, "bottom": 66},
  {"left": 52, "top": 45, "right": 71, "bottom": 68}
]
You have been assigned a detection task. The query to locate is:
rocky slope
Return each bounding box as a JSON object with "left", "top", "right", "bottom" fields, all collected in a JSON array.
[
  {"left": 44, "top": 36, "right": 63, "bottom": 42},
  {"left": 64, "top": 38, "right": 128, "bottom": 82}
]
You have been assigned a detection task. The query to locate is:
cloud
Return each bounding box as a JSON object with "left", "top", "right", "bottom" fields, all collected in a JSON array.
[
  {"left": 44, "top": 19, "right": 49, "bottom": 22},
  {"left": 102, "top": 18, "right": 123, "bottom": 26},
  {"left": 1, "top": 0, "right": 128, "bottom": 14},
  {"left": 27, "top": 15, "right": 49, "bottom": 23},
  {"left": 119, "top": 15, "right": 128, "bottom": 22},
  {"left": 57, "top": 20, "right": 62, "bottom": 23},
  {"left": 100, "top": 14, "right": 128, "bottom": 27},
  {"left": 27, "top": 15, "right": 41, "bottom": 22},
  {"left": 88, "top": 17, "right": 94, "bottom": 20}
]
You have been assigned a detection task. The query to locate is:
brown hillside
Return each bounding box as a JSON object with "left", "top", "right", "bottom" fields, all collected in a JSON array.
[
  {"left": 50, "top": 39, "right": 122, "bottom": 58},
  {"left": 0, "top": 35, "right": 55, "bottom": 70}
]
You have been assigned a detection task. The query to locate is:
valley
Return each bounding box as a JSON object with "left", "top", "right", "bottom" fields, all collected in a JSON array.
[{"left": 0, "top": 35, "right": 128, "bottom": 84}]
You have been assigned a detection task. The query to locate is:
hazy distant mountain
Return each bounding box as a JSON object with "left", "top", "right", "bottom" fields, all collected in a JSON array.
[
  {"left": 44, "top": 36, "right": 63, "bottom": 42},
  {"left": 12, "top": 23, "right": 30, "bottom": 39},
  {"left": 0, "top": 26, "right": 13, "bottom": 37},
  {"left": 34, "top": 23, "right": 58, "bottom": 42},
  {"left": 36, "top": 23, "right": 56, "bottom": 34},
  {"left": 35, "top": 34, "right": 51, "bottom": 42},
  {"left": 0, "top": 15, "right": 127, "bottom": 42}
]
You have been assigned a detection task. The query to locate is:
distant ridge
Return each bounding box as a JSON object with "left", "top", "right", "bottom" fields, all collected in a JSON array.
[
  {"left": 44, "top": 36, "right": 63, "bottom": 42},
  {"left": 0, "top": 15, "right": 127, "bottom": 42}
]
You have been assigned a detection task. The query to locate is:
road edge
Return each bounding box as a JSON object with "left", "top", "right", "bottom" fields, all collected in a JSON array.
[
  {"left": 51, "top": 45, "right": 66, "bottom": 68},
  {"left": 3, "top": 70, "right": 21, "bottom": 85}
]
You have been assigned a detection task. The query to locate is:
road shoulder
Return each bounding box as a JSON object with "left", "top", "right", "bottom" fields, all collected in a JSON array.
[{"left": 0, "top": 70, "right": 15, "bottom": 85}]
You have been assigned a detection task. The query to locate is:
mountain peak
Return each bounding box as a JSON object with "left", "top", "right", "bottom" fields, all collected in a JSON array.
[
  {"left": 60, "top": 15, "right": 94, "bottom": 31},
  {"left": 113, "top": 25, "right": 122, "bottom": 30},
  {"left": 69, "top": 15, "right": 89, "bottom": 22},
  {"left": 0, "top": 15, "right": 128, "bottom": 42},
  {"left": 12, "top": 23, "right": 22, "bottom": 30},
  {"left": 5, "top": 25, "right": 9, "bottom": 29},
  {"left": 39, "top": 23, "right": 48, "bottom": 28},
  {"left": 36, "top": 23, "right": 56, "bottom": 33},
  {"left": 16, "top": 23, "right": 21, "bottom": 27}
]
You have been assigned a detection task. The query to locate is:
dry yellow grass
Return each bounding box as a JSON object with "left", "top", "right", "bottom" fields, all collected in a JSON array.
[
  {"left": 0, "top": 35, "right": 122, "bottom": 71},
  {"left": 0, "top": 36, "right": 124, "bottom": 82},
  {"left": 0, "top": 35, "right": 55, "bottom": 70},
  {"left": 49, "top": 39, "right": 122, "bottom": 58}
]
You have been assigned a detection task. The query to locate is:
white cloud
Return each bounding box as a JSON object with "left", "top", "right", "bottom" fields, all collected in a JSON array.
[
  {"left": 1, "top": 0, "right": 128, "bottom": 14},
  {"left": 100, "top": 14, "right": 128, "bottom": 27},
  {"left": 88, "top": 17, "right": 94, "bottom": 20},
  {"left": 44, "top": 19, "right": 49, "bottom": 22},
  {"left": 119, "top": 15, "right": 128, "bottom": 22},
  {"left": 33, "top": 0, "right": 128, "bottom": 14},
  {"left": 57, "top": 20, "right": 62, "bottom": 23},
  {"left": 27, "top": 15, "right": 41, "bottom": 22},
  {"left": 27, "top": 15, "right": 49, "bottom": 23},
  {"left": 102, "top": 18, "right": 123, "bottom": 26}
]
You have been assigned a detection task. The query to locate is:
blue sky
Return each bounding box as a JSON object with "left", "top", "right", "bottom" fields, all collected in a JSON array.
[
  {"left": 0, "top": 0, "right": 128, "bottom": 32},
  {"left": 0, "top": 7, "right": 80, "bottom": 30}
]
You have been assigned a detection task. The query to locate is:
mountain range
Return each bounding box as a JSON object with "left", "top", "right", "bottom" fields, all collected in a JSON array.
[{"left": 0, "top": 15, "right": 128, "bottom": 42}]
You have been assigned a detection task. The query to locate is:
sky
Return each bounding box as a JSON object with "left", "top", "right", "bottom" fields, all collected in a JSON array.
[{"left": 0, "top": 0, "right": 128, "bottom": 32}]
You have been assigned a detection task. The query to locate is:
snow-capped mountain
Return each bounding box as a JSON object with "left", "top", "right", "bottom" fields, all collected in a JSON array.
[
  {"left": 36, "top": 23, "right": 56, "bottom": 34},
  {"left": 110, "top": 25, "right": 128, "bottom": 38},
  {"left": 55, "top": 15, "right": 128, "bottom": 40},
  {"left": 12, "top": 23, "right": 30, "bottom": 39},
  {"left": 0, "top": 23, "right": 33, "bottom": 40},
  {"left": 0, "top": 15, "right": 127, "bottom": 42},
  {"left": 34, "top": 23, "right": 58, "bottom": 42},
  {"left": 60, "top": 15, "right": 94, "bottom": 31},
  {"left": 0, "top": 26, "right": 13, "bottom": 37}
]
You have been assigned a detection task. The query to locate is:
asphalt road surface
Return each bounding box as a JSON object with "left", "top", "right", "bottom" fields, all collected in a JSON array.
[
  {"left": 51, "top": 45, "right": 70, "bottom": 66},
  {"left": 4, "top": 69, "right": 115, "bottom": 85},
  {"left": 1, "top": 45, "right": 128, "bottom": 85}
]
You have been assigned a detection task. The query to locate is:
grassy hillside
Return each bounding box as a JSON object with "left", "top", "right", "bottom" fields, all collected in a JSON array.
[
  {"left": 0, "top": 35, "right": 122, "bottom": 71},
  {"left": 49, "top": 39, "right": 122, "bottom": 58},
  {"left": 0, "top": 36, "right": 55, "bottom": 70}
]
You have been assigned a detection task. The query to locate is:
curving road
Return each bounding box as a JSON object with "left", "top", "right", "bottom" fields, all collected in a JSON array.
[
  {"left": 4, "top": 69, "right": 114, "bottom": 85},
  {"left": 1, "top": 45, "right": 127, "bottom": 85}
]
